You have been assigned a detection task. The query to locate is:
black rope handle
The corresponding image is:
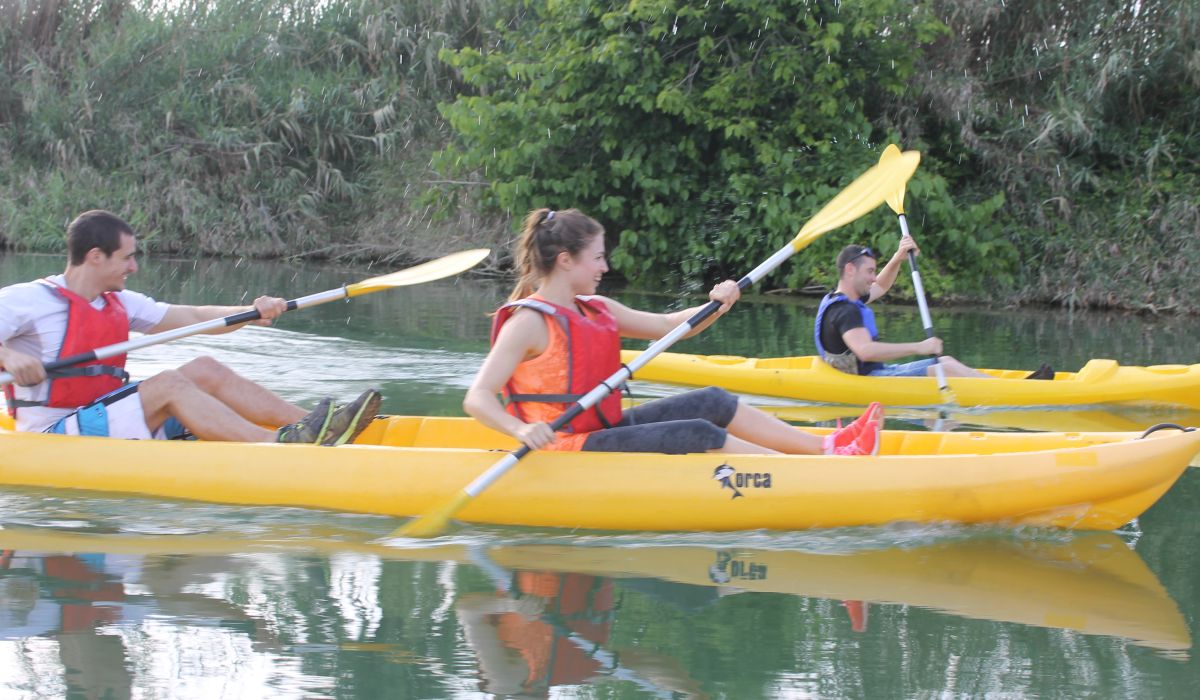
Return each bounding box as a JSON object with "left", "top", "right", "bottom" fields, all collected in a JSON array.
[{"left": 1138, "top": 423, "right": 1197, "bottom": 439}]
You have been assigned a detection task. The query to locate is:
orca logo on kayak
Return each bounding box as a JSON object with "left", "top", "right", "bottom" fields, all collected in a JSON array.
[
  {"left": 712, "top": 463, "right": 772, "bottom": 499},
  {"left": 709, "top": 550, "right": 768, "bottom": 583}
]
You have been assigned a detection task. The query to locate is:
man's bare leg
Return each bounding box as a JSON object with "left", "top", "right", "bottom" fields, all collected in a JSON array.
[
  {"left": 175, "top": 356, "right": 307, "bottom": 425},
  {"left": 932, "top": 356, "right": 993, "bottom": 379},
  {"left": 137, "top": 368, "right": 277, "bottom": 442}
]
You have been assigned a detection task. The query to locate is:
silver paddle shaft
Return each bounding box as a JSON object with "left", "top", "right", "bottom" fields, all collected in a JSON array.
[
  {"left": 897, "top": 214, "right": 949, "bottom": 392},
  {"left": 0, "top": 287, "right": 347, "bottom": 385}
]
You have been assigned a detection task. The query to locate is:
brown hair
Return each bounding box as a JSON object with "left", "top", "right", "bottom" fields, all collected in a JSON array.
[
  {"left": 836, "top": 244, "right": 878, "bottom": 275},
  {"left": 67, "top": 210, "right": 134, "bottom": 266},
  {"left": 508, "top": 208, "right": 605, "bottom": 301}
]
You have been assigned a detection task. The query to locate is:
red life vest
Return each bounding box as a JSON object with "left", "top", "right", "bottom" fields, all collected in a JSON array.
[
  {"left": 491, "top": 296, "right": 623, "bottom": 449},
  {"left": 41, "top": 280, "right": 131, "bottom": 409}
]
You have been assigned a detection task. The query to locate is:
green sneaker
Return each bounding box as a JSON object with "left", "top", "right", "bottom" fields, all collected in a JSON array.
[
  {"left": 322, "top": 388, "right": 382, "bottom": 446},
  {"left": 275, "top": 398, "right": 334, "bottom": 444}
]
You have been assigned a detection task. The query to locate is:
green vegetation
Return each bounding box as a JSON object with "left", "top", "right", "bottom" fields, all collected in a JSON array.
[
  {"left": 0, "top": 0, "right": 511, "bottom": 261},
  {"left": 435, "top": 0, "right": 1009, "bottom": 297},
  {"left": 2, "top": 0, "right": 1197, "bottom": 311}
]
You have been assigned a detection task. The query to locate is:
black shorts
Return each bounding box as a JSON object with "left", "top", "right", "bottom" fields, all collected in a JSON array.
[{"left": 580, "top": 386, "right": 739, "bottom": 454}]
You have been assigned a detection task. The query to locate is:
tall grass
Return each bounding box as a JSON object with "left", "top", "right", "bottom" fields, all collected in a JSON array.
[
  {"left": 890, "top": 0, "right": 1200, "bottom": 311},
  {"left": 0, "top": 0, "right": 512, "bottom": 262}
]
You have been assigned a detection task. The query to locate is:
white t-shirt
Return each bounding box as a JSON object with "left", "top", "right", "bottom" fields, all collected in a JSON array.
[{"left": 0, "top": 275, "right": 169, "bottom": 431}]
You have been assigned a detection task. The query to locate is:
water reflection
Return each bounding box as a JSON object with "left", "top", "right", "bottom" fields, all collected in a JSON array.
[{"left": 0, "top": 524, "right": 1190, "bottom": 698}]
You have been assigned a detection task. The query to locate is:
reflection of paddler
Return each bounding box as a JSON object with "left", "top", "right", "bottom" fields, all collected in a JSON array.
[
  {"left": 42, "top": 553, "right": 126, "bottom": 631},
  {"left": 1, "top": 551, "right": 134, "bottom": 699},
  {"left": 843, "top": 600, "right": 868, "bottom": 632},
  {"left": 458, "top": 572, "right": 614, "bottom": 696}
]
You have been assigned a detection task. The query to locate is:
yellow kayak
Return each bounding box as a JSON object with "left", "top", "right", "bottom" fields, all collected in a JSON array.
[
  {"left": 2, "top": 413, "right": 1196, "bottom": 532},
  {"left": 621, "top": 350, "right": 1200, "bottom": 408},
  {"left": 0, "top": 527, "right": 1188, "bottom": 653}
]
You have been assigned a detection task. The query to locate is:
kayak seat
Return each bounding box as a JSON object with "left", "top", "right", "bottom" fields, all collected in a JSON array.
[
  {"left": 407, "top": 417, "right": 515, "bottom": 450},
  {"left": 759, "top": 356, "right": 818, "bottom": 370},
  {"left": 1144, "top": 365, "right": 1191, "bottom": 375},
  {"left": 702, "top": 355, "right": 751, "bottom": 365},
  {"left": 1074, "top": 359, "right": 1119, "bottom": 383}
]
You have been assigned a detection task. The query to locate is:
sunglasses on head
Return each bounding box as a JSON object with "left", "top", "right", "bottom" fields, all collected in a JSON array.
[{"left": 847, "top": 246, "right": 876, "bottom": 263}]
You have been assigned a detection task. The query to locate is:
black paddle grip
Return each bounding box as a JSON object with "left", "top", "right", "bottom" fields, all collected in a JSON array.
[
  {"left": 43, "top": 351, "right": 99, "bottom": 373},
  {"left": 224, "top": 308, "right": 265, "bottom": 326}
]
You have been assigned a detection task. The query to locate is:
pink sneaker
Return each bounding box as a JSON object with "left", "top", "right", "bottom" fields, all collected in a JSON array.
[
  {"left": 844, "top": 402, "right": 882, "bottom": 440},
  {"left": 824, "top": 403, "right": 884, "bottom": 456}
]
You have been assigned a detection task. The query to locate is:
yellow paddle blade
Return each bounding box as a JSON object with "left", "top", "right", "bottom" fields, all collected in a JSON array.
[
  {"left": 346, "top": 248, "right": 490, "bottom": 297},
  {"left": 880, "top": 144, "right": 908, "bottom": 215},
  {"left": 790, "top": 150, "right": 920, "bottom": 252},
  {"left": 394, "top": 490, "right": 473, "bottom": 538}
]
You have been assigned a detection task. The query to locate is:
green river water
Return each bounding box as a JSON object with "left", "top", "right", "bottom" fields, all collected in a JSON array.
[{"left": 2, "top": 251, "right": 1199, "bottom": 698}]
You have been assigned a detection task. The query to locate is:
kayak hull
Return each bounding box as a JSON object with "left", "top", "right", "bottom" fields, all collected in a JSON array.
[
  {"left": 622, "top": 350, "right": 1200, "bottom": 408},
  {"left": 2, "top": 414, "right": 1197, "bottom": 532}
]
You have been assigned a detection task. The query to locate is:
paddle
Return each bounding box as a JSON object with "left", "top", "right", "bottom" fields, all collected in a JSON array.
[
  {"left": 0, "top": 248, "right": 491, "bottom": 386},
  {"left": 879, "top": 144, "right": 952, "bottom": 399},
  {"left": 465, "top": 546, "right": 683, "bottom": 698},
  {"left": 394, "top": 152, "right": 921, "bottom": 538}
]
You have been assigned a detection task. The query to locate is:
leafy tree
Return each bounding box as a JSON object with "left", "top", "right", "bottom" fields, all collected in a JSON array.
[{"left": 436, "top": 0, "right": 1010, "bottom": 293}]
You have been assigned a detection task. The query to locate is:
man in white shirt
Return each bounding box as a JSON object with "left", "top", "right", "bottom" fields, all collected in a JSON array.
[{"left": 0, "top": 210, "right": 379, "bottom": 444}]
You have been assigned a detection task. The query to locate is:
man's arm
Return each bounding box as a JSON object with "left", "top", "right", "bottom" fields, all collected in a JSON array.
[
  {"left": 0, "top": 345, "right": 46, "bottom": 386},
  {"left": 842, "top": 327, "right": 941, "bottom": 363},
  {"left": 149, "top": 296, "right": 288, "bottom": 335},
  {"left": 0, "top": 300, "right": 46, "bottom": 385},
  {"left": 868, "top": 236, "right": 920, "bottom": 302}
]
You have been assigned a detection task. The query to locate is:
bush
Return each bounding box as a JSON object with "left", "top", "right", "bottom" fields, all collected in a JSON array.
[{"left": 433, "top": 0, "right": 1018, "bottom": 295}]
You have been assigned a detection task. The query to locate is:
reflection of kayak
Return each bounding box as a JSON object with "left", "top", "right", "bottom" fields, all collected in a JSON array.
[
  {"left": 2, "top": 414, "right": 1198, "bottom": 531},
  {"left": 0, "top": 527, "right": 1188, "bottom": 654},
  {"left": 492, "top": 537, "right": 1192, "bottom": 655},
  {"left": 621, "top": 350, "right": 1200, "bottom": 408}
]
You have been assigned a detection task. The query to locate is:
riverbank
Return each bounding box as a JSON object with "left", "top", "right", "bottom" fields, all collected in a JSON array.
[{"left": 2, "top": 0, "right": 1195, "bottom": 314}]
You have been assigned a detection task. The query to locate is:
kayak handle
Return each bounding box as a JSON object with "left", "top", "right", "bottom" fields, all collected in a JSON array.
[{"left": 1138, "top": 423, "right": 1196, "bottom": 439}]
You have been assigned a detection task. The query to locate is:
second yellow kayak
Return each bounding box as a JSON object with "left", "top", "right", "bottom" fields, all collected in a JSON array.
[{"left": 622, "top": 350, "right": 1200, "bottom": 408}]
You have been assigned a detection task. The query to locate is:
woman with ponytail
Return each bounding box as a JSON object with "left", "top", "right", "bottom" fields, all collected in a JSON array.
[{"left": 464, "top": 208, "right": 882, "bottom": 455}]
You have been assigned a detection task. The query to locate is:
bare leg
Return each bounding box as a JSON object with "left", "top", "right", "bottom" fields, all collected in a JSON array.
[
  {"left": 932, "top": 356, "right": 992, "bottom": 379},
  {"left": 175, "top": 356, "right": 307, "bottom": 425},
  {"left": 137, "top": 369, "right": 277, "bottom": 442},
  {"left": 720, "top": 402, "right": 825, "bottom": 455}
]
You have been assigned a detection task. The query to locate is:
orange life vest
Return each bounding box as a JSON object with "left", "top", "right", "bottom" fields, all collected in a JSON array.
[
  {"left": 492, "top": 573, "right": 614, "bottom": 689},
  {"left": 491, "top": 296, "right": 623, "bottom": 451}
]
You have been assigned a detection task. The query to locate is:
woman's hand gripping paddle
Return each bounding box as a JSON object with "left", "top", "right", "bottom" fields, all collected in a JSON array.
[
  {"left": 0, "top": 249, "right": 491, "bottom": 386},
  {"left": 393, "top": 153, "right": 922, "bottom": 538}
]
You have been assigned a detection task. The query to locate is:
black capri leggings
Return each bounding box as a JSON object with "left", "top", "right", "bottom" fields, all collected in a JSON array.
[{"left": 580, "top": 386, "right": 739, "bottom": 454}]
